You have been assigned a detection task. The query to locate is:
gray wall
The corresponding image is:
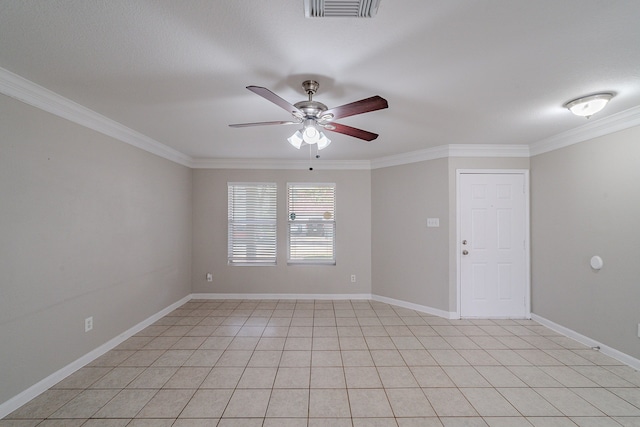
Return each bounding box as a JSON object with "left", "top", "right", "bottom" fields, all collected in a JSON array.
[
  {"left": 0, "top": 94, "right": 193, "bottom": 403},
  {"left": 371, "top": 157, "right": 530, "bottom": 314},
  {"left": 192, "top": 168, "right": 371, "bottom": 295},
  {"left": 531, "top": 125, "right": 640, "bottom": 359},
  {"left": 3, "top": 79, "right": 639, "bottom": 406},
  {"left": 371, "top": 158, "right": 450, "bottom": 311}
]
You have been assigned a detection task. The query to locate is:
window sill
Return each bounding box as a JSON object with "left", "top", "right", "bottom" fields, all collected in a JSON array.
[{"left": 287, "top": 260, "right": 336, "bottom": 266}]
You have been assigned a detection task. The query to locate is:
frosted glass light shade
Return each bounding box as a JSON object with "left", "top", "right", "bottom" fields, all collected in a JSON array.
[
  {"left": 317, "top": 132, "right": 331, "bottom": 150},
  {"left": 303, "top": 125, "right": 320, "bottom": 144},
  {"left": 565, "top": 93, "right": 613, "bottom": 118},
  {"left": 287, "top": 130, "right": 303, "bottom": 149}
]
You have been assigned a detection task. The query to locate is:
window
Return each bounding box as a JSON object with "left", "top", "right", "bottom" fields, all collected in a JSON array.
[
  {"left": 228, "top": 182, "right": 277, "bottom": 265},
  {"left": 287, "top": 183, "right": 336, "bottom": 264}
]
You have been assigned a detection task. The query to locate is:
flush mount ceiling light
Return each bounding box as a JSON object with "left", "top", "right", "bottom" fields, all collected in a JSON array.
[{"left": 564, "top": 93, "right": 614, "bottom": 118}]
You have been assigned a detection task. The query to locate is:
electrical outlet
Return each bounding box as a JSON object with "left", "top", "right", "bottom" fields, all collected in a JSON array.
[
  {"left": 351, "top": 274, "right": 356, "bottom": 283},
  {"left": 206, "top": 273, "right": 213, "bottom": 282},
  {"left": 85, "top": 316, "right": 93, "bottom": 332}
]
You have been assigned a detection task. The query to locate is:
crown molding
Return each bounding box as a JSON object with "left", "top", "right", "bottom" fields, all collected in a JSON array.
[
  {"left": 370, "top": 145, "right": 451, "bottom": 169},
  {"left": 529, "top": 105, "right": 640, "bottom": 157},
  {"left": 370, "top": 144, "right": 530, "bottom": 169},
  {"left": 4, "top": 66, "right": 639, "bottom": 170},
  {"left": 0, "top": 66, "right": 194, "bottom": 168},
  {"left": 194, "top": 143, "right": 530, "bottom": 170},
  {"left": 447, "top": 144, "right": 530, "bottom": 158},
  {"left": 191, "top": 157, "right": 372, "bottom": 170}
]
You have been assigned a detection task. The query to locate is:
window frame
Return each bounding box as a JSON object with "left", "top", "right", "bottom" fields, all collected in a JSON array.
[
  {"left": 287, "top": 182, "right": 336, "bottom": 265},
  {"left": 227, "top": 182, "right": 277, "bottom": 266}
]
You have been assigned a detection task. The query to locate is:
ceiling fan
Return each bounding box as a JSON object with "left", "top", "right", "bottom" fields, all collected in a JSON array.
[{"left": 229, "top": 80, "right": 388, "bottom": 150}]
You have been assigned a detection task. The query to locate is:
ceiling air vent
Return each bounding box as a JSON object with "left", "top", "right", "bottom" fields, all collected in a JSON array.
[{"left": 304, "top": 0, "right": 381, "bottom": 18}]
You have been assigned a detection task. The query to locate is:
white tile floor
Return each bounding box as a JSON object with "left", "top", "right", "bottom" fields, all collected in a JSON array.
[{"left": 4, "top": 299, "right": 640, "bottom": 426}]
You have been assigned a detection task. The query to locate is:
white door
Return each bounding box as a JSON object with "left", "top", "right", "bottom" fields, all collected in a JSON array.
[{"left": 459, "top": 172, "right": 528, "bottom": 318}]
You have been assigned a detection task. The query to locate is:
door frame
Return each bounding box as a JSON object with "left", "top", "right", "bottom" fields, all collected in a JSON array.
[{"left": 455, "top": 169, "right": 531, "bottom": 319}]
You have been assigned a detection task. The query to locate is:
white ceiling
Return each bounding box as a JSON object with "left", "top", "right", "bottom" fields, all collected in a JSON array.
[{"left": 1, "top": 0, "right": 639, "bottom": 162}]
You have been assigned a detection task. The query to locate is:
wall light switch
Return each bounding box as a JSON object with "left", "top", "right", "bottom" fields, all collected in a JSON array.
[
  {"left": 427, "top": 218, "right": 440, "bottom": 228},
  {"left": 206, "top": 273, "right": 213, "bottom": 282}
]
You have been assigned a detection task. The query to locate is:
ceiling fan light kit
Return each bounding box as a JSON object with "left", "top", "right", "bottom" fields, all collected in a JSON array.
[
  {"left": 564, "top": 93, "right": 613, "bottom": 118},
  {"left": 287, "top": 131, "right": 304, "bottom": 149},
  {"left": 230, "top": 79, "right": 388, "bottom": 153}
]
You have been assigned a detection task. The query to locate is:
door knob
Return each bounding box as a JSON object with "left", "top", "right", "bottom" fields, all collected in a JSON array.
[
  {"left": 462, "top": 250, "right": 469, "bottom": 255},
  {"left": 462, "top": 240, "right": 468, "bottom": 245}
]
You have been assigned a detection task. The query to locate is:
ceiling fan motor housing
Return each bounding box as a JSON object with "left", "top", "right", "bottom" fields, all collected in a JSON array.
[{"left": 294, "top": 100, "right": 328, "bottom": 119}]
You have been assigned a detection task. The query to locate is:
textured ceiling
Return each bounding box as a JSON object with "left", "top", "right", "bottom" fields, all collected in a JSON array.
[{"left": 1, "top": 0, "right": 639, "bottom": 162}]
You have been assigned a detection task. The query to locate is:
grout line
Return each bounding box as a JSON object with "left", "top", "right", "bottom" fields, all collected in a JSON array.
[{"left": 6, "top": 298, "right": 640, "bottom": 424}]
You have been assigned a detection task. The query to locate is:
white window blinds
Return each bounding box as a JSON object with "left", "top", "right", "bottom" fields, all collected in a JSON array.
[
  {"left": 287, "top": 183, "right": 336, "bottom": 264},
  {"left": 228, "top": 182, "right": 277, "bottom": 265}
]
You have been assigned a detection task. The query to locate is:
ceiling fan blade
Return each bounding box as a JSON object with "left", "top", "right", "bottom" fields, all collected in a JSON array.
[
  {"left": 229, "top": 120, "right": 300, "bottom": 128},
  {"left": 246, "top": 86, "right": 303, "bottom": 117},
  {"left": 323, "top": 122, "right": 379, "bottom": 141},
  {"left": 322, "top": 95, "right": 388, "bottom": 121}
]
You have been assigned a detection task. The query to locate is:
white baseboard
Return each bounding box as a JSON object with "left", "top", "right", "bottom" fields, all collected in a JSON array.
[
  {"left": 7, "top": 294, "right": 640, "bottom": 419},
  {"left": 531, "top": 313, "right": 640, "bottom": 371},
  {"left": 371, "top": 294, "right": 454, "bottom": 319},
  {"left": 0, "top": 294, "right": 191, "bottom": 419},
  {"left": 191, "top": 293, "right": 455, "bottom": 322},
  {"left": 190, "top": 293, "right": 453, "bottom": 322},
  {"left": 191, "top": 293, "right": 372, "bottom": 300}
]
